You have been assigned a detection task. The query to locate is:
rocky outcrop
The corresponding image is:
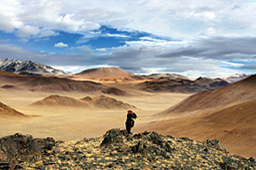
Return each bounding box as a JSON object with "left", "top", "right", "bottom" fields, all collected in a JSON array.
[
  {"left": 0, "top": 130, "right": 255, "bottom": 169},
  {"left": 0, "top": 133, "right": 55, "bottom": 170}
]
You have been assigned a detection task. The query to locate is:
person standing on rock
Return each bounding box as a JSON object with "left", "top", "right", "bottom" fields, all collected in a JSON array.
[{"left": 125, "top": 110, "right": 137, "bottom": 133}]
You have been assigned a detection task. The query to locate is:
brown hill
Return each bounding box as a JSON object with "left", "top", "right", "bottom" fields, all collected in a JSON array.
[
  {"left": 101, "top": 87, "right": 127, "bottom": 96},
  {"left": 75, "top": 67, "right": 142, "bottom": 81},
  {"left": 160, "top": 74, "right": 256, "bottom": 115},
  {"left": 138, "top": 99, "right": 256, "bottom": 158},
  {"left": 81, "top": 95, "right": 137, "bottom": 109},
  {"left": 24, "top": 76, "right": 104, "bottom": 93},
  {"left": 29, "top": 95, "right": 91, "bottom": 108},
  {"left": 137, "top": 77, "right": 228, "bottom": 93},
  {"left": 30, "top": 95, "right": 136, "bottom": 110},
  {"left": 0, "top": 70, "right": 104, "bottom": 93},
  {"left": 0, "top": 70, "right": 29, "bottom": 85},
  {"left": 0, "top": 101, "right": 25, "bottom": 117}
]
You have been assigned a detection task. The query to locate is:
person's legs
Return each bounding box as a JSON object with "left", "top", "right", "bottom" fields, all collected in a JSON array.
[
  {"left": 126, "top": 121, "right": 132, "bottom": 133},
  {"left": 126, "top": 123, "right": 131, "bottom": 133}
]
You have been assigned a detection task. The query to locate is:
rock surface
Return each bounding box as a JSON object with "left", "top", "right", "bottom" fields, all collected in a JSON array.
[
  {"left": 0, "top": 129, "right": 255, "bottom": 169},
  {"left": 0, "top": 133, "right": 55, "bottom": 170}
]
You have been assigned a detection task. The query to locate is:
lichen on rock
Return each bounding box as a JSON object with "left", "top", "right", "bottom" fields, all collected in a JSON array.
[{"left": 0, "top": 129, "right": 256, "bottom": 169}]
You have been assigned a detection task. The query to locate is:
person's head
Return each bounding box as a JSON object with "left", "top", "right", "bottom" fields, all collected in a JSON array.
[{"left": 128, "top": 110, "right": 132, "bottom": 114}]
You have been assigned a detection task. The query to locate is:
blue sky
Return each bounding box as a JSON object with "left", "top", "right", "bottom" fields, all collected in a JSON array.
[{"left": 0, "top": 0, "right": 256, "bottom": 78}]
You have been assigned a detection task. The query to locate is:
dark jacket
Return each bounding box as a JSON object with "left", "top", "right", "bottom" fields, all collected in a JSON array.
[{"left": 125, "top": 112, "right": 137, "bottom": 133}]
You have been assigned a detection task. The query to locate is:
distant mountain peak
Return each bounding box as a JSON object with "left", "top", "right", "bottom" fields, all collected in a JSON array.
[
  {"left": 142, "top": 73, "right": 191, "bottom": 80},
  {"left": 0, "top": 58, "right": 68, "bottom": 75},
  {"left": 75, "top": 67, "right": 142, "bottom": 81},
  {"left": 218, "top": 73, "right": 250, "bottom": 83}
]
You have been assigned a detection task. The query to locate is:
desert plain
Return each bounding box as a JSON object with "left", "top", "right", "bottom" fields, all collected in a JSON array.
[{"left": 0, "top": 87, "right": 189, "bottom": 140}]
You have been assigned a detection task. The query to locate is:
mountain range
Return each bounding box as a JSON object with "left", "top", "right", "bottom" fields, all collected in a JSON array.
[
  {"left": 0, "top": 58, "right": 250, "bottom": 83},
  {"left": 137, "top": 77, "right": 229, "bottom": 93},
  {"left": 0, "top": 58, "right": 68, "bottom": 75},
  {"left": 219, "top": 73, "right": 250, "bottom": 83},
  {"left": 160, "top": 74, "right": 256, "bottom": 115}
]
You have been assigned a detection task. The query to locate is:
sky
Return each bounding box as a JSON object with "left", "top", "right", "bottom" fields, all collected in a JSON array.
[{"left": 0, "top": 0, "right": 256, "bottom": 78}]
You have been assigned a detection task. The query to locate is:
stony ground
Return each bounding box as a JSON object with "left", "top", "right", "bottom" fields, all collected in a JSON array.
[{"left": 0, "top": 129, "right": 256, "bottom": 170}]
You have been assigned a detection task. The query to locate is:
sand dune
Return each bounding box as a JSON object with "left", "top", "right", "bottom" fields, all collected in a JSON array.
[{"left": 0, "top": 101, "right": 25, "bottom": 117}]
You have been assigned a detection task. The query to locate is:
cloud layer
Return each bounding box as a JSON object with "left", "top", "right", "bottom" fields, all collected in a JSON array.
[
  {"left": 1, "top": 35, "right": 255, "bottom": 78},
  {"left": 0, "top": 0, "right": 256, "bottom": 77},
  {"left": 1, "top": 0, "right": 256, "bottom": 38}
]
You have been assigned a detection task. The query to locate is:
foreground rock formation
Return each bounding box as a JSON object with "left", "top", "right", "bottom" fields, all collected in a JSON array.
[{"left": 0, "top": 129, "right": 255, "bottom": 169}]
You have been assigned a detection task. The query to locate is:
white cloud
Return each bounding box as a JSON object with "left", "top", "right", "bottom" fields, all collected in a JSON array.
[
  {"left": 18, "top": 25, "right": 40, "bottom": 37},
  {"left": 96, "top": 48, "right": 107, "bottom": 52},
  {"left": 1, "top": 0, "right": 256, "bottom": 39},
  {"left": 0, "top": 0, "right": 23, "bottom": 32},
  {"left": 104, "top": 33, "right": 130, "bottom": 38},
  {"left": 38, "top": 29, "right": 58, "bottom": 38},
  {"left": 204, "top": 12, "right": 216, "bottom": 20},
  {"left": 205, "top": 27, "right": 217, "bottom": 35},
  {"left": 54, "top": 42, "right": 68, "bottom": 48},
  {"left": 52, "top": 66, "right": 87, "bottom": 73}
]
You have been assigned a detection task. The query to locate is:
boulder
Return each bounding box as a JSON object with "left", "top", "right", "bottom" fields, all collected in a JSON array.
[{"left": 100, "top": 128, "right": 128, "bottom": 146}]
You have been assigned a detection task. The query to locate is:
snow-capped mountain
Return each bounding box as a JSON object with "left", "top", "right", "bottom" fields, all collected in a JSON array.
[
  {"left": 0, "top": 58, "right": 68, "bottom": 75},
  {"left": 141, "top": 73, "right": 192, "bottom": 80},
  {"left": 220, "top": 73, "right": 250, "bottom": 83}
]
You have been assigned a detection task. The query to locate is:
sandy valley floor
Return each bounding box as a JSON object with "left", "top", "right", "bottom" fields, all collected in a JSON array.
[{"left": 0, "top": 89, "right": 189, "bottom": 141}]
